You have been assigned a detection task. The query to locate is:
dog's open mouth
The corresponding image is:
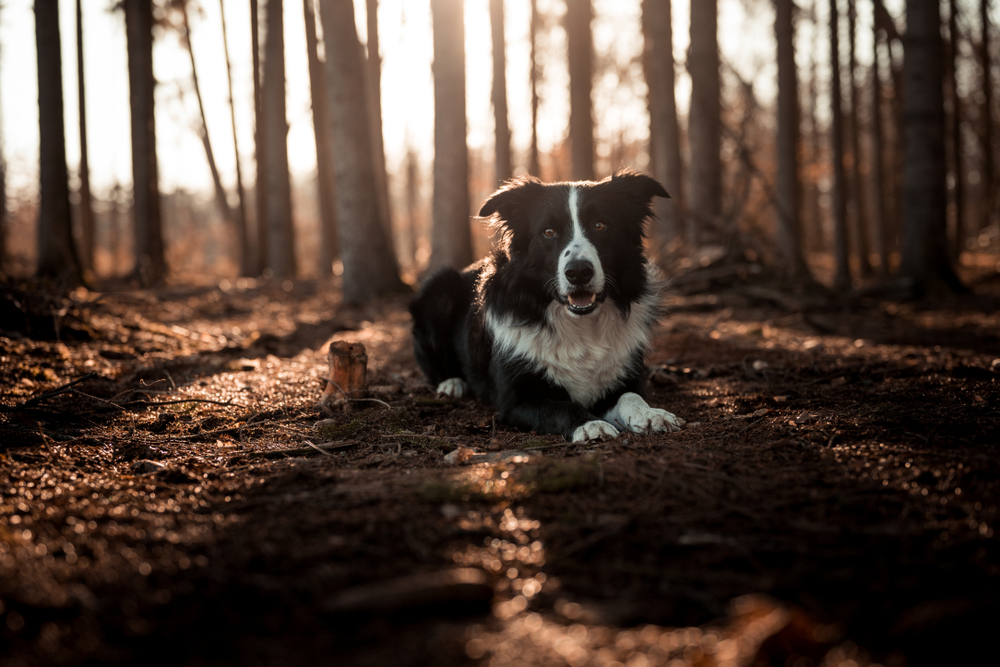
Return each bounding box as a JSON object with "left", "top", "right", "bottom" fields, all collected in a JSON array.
[{"left": 561, "top": 291, "right": 601, "bottom": 315}]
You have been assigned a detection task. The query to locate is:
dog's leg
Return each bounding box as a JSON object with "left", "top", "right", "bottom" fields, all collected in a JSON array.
[
  {"left": 571, "top": 420, "right": 620, "bottom": 443},
  {"left": 436, "top": 377, "right": 469, "bottom": 398},
  {"left": 501, "top": 400, "right": 618, "bottom": 442},
  {"left": 603, "top": 393, "right": 683, "bottom": 434}
]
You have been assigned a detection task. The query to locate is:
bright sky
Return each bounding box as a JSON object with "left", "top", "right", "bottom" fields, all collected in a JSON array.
[{"left": 0, "top": 0, "right": 911, "bottom": 201}]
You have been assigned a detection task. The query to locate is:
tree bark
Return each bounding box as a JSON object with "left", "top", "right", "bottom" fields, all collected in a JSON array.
[
  {"left": 981, "top": 0, "right": 995, "bottom": 232},
  {"left": 304, "top": 0, "right": 339, "bottom": 275},
  {"left": 871, "top": 19, "right": 889, "bottom": 273},
  {"left": 946, "top": 0, "right": 965, "bottom": 264},
  {"left": 75, "top": 0, "right": 94, "bottom": 276},
  {"left": 566, "top": 0, "right": 594, "bottom": 181},
  {"left": 847, "top": 0, "right": 873, "bottom": 277},
  {"left": 35, "top": 0, "right": 82, "bottom": 284},
  {"left": 687, "top": 0, "right": 722, "bottom": 247},
  {"left": 262, "top": 0, "right": 296, "bottom": 279},
  {"left": 319, "top": 0, "right": 405, "bottom": 303},
  {"left": 491, "top": 0, "right": 512, "bottom": 185},
  {"left": 124, "top": 0, "right": 165, "bottom": 284},
  {"left": 829, "top": 0, "right": 850, "bottom": 288},
  {"left": 528, "top": 0, "right": 541, "bottom": 177},
  {"left": 429, "top": 0, "right": 473, "bottom": 271},
  {"left": 642, "top": 0, "right": 684, "bottom": 256},
  {"left": 897, "top": 0, "right": 963, "bottom": 293},
  {"left": 365, "top": 0, "right": 394, "bottom": 242},
  {"left": 773, "top": 0, "right": 811, "bottom": 280},
  {"left": 251, "top": 0, "right": 268, "bottom": 275},
  {"left": 220, "top": 0, "right": 251, "bottom": 277}
]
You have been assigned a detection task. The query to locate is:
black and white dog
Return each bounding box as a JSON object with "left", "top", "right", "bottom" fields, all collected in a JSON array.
[{"left": 409, "top": 171, "right": 682, "bottom": 443}]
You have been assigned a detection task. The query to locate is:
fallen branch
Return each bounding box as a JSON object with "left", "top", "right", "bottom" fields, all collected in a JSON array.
[{"left": 239, "top": 440, "right": 360, "bottom": 460}]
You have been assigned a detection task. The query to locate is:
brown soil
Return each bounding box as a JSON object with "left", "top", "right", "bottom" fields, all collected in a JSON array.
[{"left": 2, "top": 274, "right": 999, "bottom": 667}]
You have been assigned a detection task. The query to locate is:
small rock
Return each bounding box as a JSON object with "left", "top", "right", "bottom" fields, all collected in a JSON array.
[{"left": 131, "top": 460, "right": 165, "bottom": 475}]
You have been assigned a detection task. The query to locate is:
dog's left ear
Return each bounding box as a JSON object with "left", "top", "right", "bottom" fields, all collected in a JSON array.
[
  {"left": 609, "top": 170, "right": 670, "bottom": 203},
  {"left": 479, "top": 176, "right": 544, "bottom": 222}
]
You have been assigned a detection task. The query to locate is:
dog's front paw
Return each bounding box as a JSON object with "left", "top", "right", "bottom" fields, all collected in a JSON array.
[
  {"left": 571, "top": 420, "right": 620, "bottom": 443},
  {"left": 436, "top": 378, "right": 469, "bottom": 398},
  {"left": 605, "top": 393, "right": 684, "bottom": 434}
]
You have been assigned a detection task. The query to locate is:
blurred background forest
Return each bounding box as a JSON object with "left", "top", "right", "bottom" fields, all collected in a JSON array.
[{"left": 1, "top": 0, "right": 999, "bottom": 302}]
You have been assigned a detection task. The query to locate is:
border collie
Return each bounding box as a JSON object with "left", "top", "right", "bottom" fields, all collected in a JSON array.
[{"left": 409, "top": 171, "right": 682, "bottom": 443}]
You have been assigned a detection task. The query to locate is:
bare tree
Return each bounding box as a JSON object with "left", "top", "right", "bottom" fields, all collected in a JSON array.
[
  {"left": 946, "top": 0, "right": 965, "bottom": 263},
  {"left": 773, "top": 0, "right": 811, "bottom": 279},
  {"left": 688, "top": 0, "right": 721, "bottom": 247},
  {"left": 846, "top": 0, "right": 872, "bottom": 277},
  {"left": 124, "top": 0, "right": 166, "bottom": 284},
  {"left": 491, "top": 0, "right": 513, "bottom": 185},
  {"left": 871, "top": 14, "right": 889, "bottom": 272},
  {"left": 897, "top": 0, "right": 963, "bottom": 294},
  {"left": 365, "top": 0, "right": 393, "bottom": 239},
  {"left": 566, "top": 0, "right": 594, "bottom": 181},
  {"left": 304, "top": 0, "right": 339, "bottom": 275},
  {"left": 220, "top": 0, "right": 251, "bottom": 277},
  {"left": 0, "top": 5, "right": 5, "bottom": 268},
  {"left": 829, "top": 0, "right": 850, "bottom": 288},
  {"left": 262, "top": 0, "right": 296, "bottom": 279},
  {"left": 75, "top": 0, "right": 94, "bottom": 275},
  {"left": 642, "top": 0, "right": 683, "bottom": 256},
  {"left": 980, "top": 0, "right": 995, "bottom": 231},
  {"left": 528, "top": 0, "right": 541, "bottom": 177},
  {"left": 429, "top": 0, "right": 473, "bottom": 271},
  {"left": 319, "top": 0, "right": 405, "bottom": 303},
  {"left": 35, "top": 0, "right": 82, "bottom": 283},
  {"left": 251, "top": 0, "right": 267, "bottom": 275}
]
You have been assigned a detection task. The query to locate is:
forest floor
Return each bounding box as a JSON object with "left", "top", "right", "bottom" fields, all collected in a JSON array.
[{"left": 2, "top": 265, "right": 1000, "bottom": 667}]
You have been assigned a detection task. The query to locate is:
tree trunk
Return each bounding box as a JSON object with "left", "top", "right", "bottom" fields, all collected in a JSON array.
[
  {"left": 847, "top": 0, "right": 873, "bottom": 277},
  {"left": 35, "top": 0, "right": 82, "bottom": 284},
  {"left": 897, "top": 0, "right": 963, "bottom": 293},
  {"left": 319, "top": 0, "right": 405, "bottom": 303},
  {"left": 947, "top": 0, "right": 965, "bottom": 264},
  {"left": 687, "top": 0, "right": 722, "bottom": 247},
  {"left": 180, "top": 2, "right": 235, "bottom": 240},
  {"left": 773, "top": 0, "right": 811, "bottom": 280},
  {"left": 641, "top": 0, "right": 684, "bottom": 256},
  {"left": 75, "top": 0, "right": 94, "bottom": 276},
  {"left": 251, "top": 0, "right": 268, "bottom": 275},
  {"left": 981, "top": 0, "right": 995, "bottom": 232},
  {"left": 829, "top": 0, "right": 850, "bottom": 288},
  {"left": 304, "top": 0, "right": 339, "bottom": 275},
  {"left": 124, "top": 0, "right": 165, "bottom": 284},
  {"left": 528, "top": 0, "right": 541, "bottom": 177},
  {"left": 491, "top": 0, "right": 512, "bottom": 185},
  {"left": 220, "top": 0, "right": 251, "bottom": 277},
  {"left": 262, "top": 0, "right": 296, "bottom": 279},
  {"left": 566, "top": 0, "right": 594, "bottom": 181},
  {"left": 365, "top": 0, "right": 394, "bottom": 242},
  {"left": 871, "top": 19, "right": 889, "bottom": 273},
  {"left": 429, "top": 0, "right": 473, "bottom": 271}
]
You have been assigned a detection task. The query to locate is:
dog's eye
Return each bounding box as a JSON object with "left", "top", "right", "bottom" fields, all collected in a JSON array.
[
  {"left": 594, "top": 221, "right": 606, "bottom": 232},
  {"left": 543, "top": 229, "right": 556, "bottom": 238}
]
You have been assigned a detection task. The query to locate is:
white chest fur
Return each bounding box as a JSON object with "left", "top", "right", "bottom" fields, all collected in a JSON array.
[{"left": 486, "top": 297, "right": 656, "bottom": 408}]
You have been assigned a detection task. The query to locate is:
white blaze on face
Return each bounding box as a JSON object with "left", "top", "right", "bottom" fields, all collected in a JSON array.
[{"left": 558, "top": 187, "right": 605, "bottom": 297}]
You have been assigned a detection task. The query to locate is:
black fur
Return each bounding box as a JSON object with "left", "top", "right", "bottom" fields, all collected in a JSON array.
[{"left": 409, "top": 171, "right": 670, "bottom": 440}]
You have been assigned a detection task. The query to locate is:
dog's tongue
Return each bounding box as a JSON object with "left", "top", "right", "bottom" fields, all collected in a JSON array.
[{"left": 569, "top": 292, "right": 597, "bottom": 308}]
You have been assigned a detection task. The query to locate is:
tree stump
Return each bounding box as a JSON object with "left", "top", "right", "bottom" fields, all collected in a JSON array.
[{"left": 319, "top": 341, "right": 368, "bottom": 411}]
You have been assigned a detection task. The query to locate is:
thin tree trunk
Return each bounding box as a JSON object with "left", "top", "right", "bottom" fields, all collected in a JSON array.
[
  {"left": 688, "top": 0, "right": 722, "bottom": 247},
  {"left": 319, "top": 0, "right": 405, "bottom": 303},
  {"left": 847, "top": 0, "right": 872, "bottom": 277},
  {"left": 75, "top": 0, "right": 94, "bottom": 276},
  {"left": 829, "top": 0, "right": 850, "bottom": 288},
  {"left": 490, "top": 0, "right": 512, "bottom": 185},
  {"left": 871, "top": 21, "right": 889, "bottom": 273},
  {"left": 0, "top": 5, "right": 5, "bottom": 269},
  {"left": 220, "top": 0, "right": 251, "bottom": 277},
  {"left": 642, "top": 0, "right": 683, "bottom": 257},
  {"left": 429, "top": 0, "right": 473, "bottom": 271},
  {"left": 251, "top": 0, "right": 268, "bottom": 275},
  {"left": 304, "top": 0, "right": 339, "bottom": 275},
  {"left": 365, "top": 0, "right": 394, "bottom": 241},
  {"left": 262, "top": 0, "right": 296, "bottom": 279},
  {"left": 897, "top": 0, "right": 963, "bottom": 293},
  {"left": 774, "top": 0, "right": 811, "bottom": 280},
  {"left": 35, "top": 0, "right": 82, "bottom": 284},
  {"left": 528, "top": 0, "right": 541, "bottom": 177},
  {"left": 404, "top": 147, "right": 420, "bottom": 267},
  {"left": 124, "top": 0, "right": 165, "bottom": 284},
  {"left": 180, "top": 2, "right": 235, "bottom": 239},
  {"left": 806, "top": 0, "right": 822, "bottom": 254},
  {"left": 566, "top": 0, "right": 594, "bottom": 181},
  {"left": 981, "top": 0, "right": 995, "bottom": 232},
  {"left": 947, "top": 0, "right": 965, "bottom": 264}
]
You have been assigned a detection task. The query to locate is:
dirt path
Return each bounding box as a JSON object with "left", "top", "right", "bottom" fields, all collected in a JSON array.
[{"left": 2, "top": 278, "right": 999, "bottom": 666}]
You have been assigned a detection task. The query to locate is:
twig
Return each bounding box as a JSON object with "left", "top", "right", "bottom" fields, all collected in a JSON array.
[
  {"left": 323, "top": 378, "right": 393, "bottom": 410},
  {"left": 238, "top": 440, "right": 360, "bottom": 460},
  {"left": 0, "top": 373, "right": 99, "bottom": 412}
]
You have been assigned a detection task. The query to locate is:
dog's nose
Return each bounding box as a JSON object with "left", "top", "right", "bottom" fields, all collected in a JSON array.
[{"left": 564, "top": 259, "right": 594, "bottom": 286}]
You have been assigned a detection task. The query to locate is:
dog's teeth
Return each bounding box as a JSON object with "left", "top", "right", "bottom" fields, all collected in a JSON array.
[{"left": 570, "top": 293, "right": 596, "bottom": 307}]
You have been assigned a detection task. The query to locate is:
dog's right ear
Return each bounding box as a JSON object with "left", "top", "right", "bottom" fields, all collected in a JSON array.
[{"left": 479, "top": 176, "right": 544, "bottom": 224}]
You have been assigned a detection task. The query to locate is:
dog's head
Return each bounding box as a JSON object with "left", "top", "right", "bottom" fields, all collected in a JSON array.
[{"left": 479, "top": 170, "right": 669, "bottom": 316}]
